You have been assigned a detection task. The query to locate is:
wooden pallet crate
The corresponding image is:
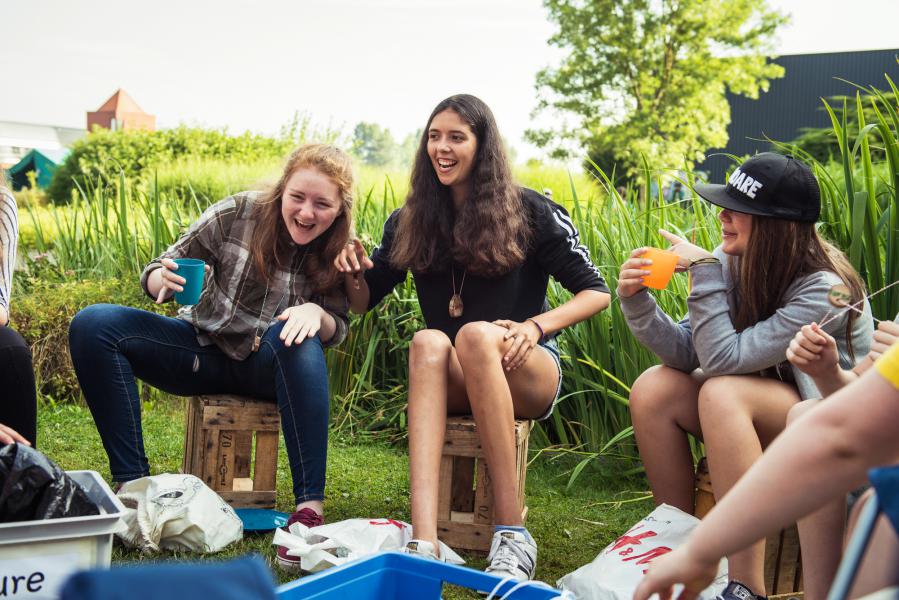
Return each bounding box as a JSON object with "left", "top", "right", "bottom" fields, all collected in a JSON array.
[
  {"left": 695, "top": 458, "right": 803, "bottom": 600},
  {"left": 182, "top": 394, "right": 280, "bottom": 508},
  {"left": 436, "top": 416, "right": 533, "bottom": 553}
]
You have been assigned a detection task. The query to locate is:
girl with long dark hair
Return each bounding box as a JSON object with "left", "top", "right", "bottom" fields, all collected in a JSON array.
[
  {"left": 336, "top": 94, "right": 611, "bottom": 582},
  {"left": 68, "top": 144, "right": 354, "bottom": 570},
  {"left": 618, "top": 153, "right": 873, "bottom": 600}
]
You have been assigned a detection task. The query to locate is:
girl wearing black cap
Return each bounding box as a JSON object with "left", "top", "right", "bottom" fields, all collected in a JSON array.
[{"left": 617, "top": 152, "right": 873, "bottom": 600}]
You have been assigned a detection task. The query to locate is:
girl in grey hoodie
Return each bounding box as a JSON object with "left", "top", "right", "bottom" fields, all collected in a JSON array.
[{"left": 618, "top": 153, "right": 873, "bottom": 600}]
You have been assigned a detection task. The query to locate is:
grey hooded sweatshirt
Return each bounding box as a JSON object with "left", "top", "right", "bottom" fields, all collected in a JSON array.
[{"left": 620, "top": 246, "right": 873, "bottom": 400}]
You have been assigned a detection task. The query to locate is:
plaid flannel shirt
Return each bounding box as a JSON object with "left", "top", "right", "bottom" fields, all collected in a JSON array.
[{"left": 140, "top": 192, "right": 349, "bottom": 360}]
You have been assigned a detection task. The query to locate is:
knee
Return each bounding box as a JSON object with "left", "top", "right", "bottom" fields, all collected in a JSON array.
[
  {"left": 0, "top": 326, "right": 32, "bottom": 376},
  {"left": 409, "top": 329, "right": 452, "bottom": 369},
  {"left": 454, "top": 321, "right": 502, "bottom": 362},
  {"left": 271, "top": 328, "right": 325, "bottom": 365},
  {"left": 69, "top": 303, "right": 119, "bottom": 346},
  {"left": 697, "top": 376, "right": 749, "bottom": 424},
  {"left": 786, "top": 398, "right": 817, "bottom": 426},
  {"left": 629, "top": 365, "right": 681, "bottom": 421},
  {"left": 0, "top": 324, "right": 29, "bottom": 354}
]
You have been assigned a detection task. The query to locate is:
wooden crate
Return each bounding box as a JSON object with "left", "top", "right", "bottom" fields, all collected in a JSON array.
[
  {"left": 695, "top": 458, "right": 803, "bottom": 600},
  {"left": 182, "top": 394, "right": 280, "bottom": 508},
  {"left": 436, "top": 416, "right": 533, "bottom": 552}
]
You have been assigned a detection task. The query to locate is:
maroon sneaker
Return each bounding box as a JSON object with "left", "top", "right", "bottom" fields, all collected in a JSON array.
[{"left": 275, "top": 507, "right": 323, "bottom": 570}]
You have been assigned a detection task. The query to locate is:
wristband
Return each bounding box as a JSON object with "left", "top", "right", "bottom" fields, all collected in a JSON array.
[
  {"left": 527, "top": 318, "right": 545, "bottom": 342},
  {"left": 688, "top": 257, "right": 721, "bottom": 268}
]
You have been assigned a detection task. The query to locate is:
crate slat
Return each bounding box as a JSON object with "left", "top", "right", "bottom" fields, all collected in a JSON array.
[{"left": 182, "top": 395, "right": 280, "bottom": 510}]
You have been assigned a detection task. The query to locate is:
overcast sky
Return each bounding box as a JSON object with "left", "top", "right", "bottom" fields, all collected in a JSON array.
[{"left": 1, "top": 0, "right": 897, "bottom": 160}]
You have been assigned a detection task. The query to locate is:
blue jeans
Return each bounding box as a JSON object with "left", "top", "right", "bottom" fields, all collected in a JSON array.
[{"left": 68, "top": 304, "right": 329, "bottom": 504}]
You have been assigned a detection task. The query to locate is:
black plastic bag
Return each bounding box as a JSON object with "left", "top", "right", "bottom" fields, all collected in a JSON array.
[{"left": 0, "top": 443, "right": 100, "bottom": 522}]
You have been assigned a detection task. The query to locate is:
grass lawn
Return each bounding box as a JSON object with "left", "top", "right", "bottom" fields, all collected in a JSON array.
[{"left": 38, "top": 397, "right": 652, "bottom": 598}]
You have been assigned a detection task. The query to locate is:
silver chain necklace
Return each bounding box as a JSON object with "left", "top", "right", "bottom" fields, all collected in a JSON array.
[{"left": 252, "top": 249, "right": 308, "bottom": 352}]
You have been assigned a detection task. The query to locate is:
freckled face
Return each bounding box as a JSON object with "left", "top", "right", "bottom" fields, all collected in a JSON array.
[
  {"left": 280, "top": 168, "right": 342, "bottom": 245},
  {"left": 426, "top": 109, "right": 477, "bottom": 190},
  {"left": 718, "top": 208, "right": 753, "bottom": 256}
]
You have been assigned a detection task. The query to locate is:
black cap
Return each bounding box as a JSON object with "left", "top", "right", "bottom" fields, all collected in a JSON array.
[{"left": 693, "top": 153, "right": 820, "bottom": 222}]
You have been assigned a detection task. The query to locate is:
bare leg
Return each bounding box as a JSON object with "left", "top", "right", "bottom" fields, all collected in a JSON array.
[
  {"left": 789, "top": 399, "right": 845, "bottom": 600},
  {"left": 453, "top": 322, "right": 559, "bottom": 525},
  {"left": 699, "top": 375, "right": 800, "bottom": 595},
  {"left": 629, "top": 365, "right": 705, "bottom": 513},
  {"left": 406, "top": 329, "right": 468, "bottom": 546}
]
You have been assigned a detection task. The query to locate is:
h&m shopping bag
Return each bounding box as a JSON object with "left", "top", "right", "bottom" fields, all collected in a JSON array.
[{"left": 558, "top": 504, "right": 727, "bottom": 600}]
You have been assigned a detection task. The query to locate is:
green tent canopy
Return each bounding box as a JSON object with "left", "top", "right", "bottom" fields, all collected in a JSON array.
[{"left": 7, "top": 148, "right": 69, "bottom": 190}]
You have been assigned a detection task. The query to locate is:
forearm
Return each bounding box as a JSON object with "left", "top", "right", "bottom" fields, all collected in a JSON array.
[
  {"left": 621, "top": 291, "right": 700, "bottom": 372},
  {"left": 344, "top": 273, "right": 371, "bottom": 314},
  {"left": 689, "top": 371, "right": 899, "bottom": 565},
  {"left": 533, "top": 289, "right": 610, "bottom": 334},
  {"left": 811, "top": 365, "right": 858, "bottom": 397}
]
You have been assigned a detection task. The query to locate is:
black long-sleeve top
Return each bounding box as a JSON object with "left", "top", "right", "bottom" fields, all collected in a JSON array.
[{"left": 365, "top": 188, "right": 609, "bottom": 342}]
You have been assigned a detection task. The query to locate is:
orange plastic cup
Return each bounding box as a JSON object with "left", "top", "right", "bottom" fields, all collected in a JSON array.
[{"left": 640, "top": 247, "right": 679, "bottom": 290}]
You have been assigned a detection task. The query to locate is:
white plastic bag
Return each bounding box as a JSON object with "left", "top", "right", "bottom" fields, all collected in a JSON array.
[
  {"left": 272, "top": 518, "right": 465, "bottom": 573},
  {"left": 558, "top": 504, "right": 727, "bottom": 600},
  {"left": 116, "top": 473, "right": 243, "bottom": 553}
]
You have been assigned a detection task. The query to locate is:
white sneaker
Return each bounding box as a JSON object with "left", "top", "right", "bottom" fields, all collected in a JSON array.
[
  {"left": 484, "top": 530, "right": 537, "bottom": 582},
  {"left": 403, "top": 539, "right": 443, "bottom": 561}
]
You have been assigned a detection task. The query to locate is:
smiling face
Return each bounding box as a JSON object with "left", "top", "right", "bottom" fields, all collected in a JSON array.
[
  {"left": 718, "top": 208, "right": 753, "bottom": 255},
  {"left": 280, "top": 167, "right": 342, "bottom": 246},
  {"left": 426, "top": 109, "right": 478, "bottom": 196}
]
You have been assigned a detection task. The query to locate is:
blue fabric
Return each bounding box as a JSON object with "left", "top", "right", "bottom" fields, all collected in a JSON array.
[
  {"left": 60, "top": 555, "right": 276, "bottom": 600},
  {"left": 68, "top": 303, "right": 331, "bottom": 504},
  {"left": 869, "top": 465, "right": 899, "bottom": 536}
]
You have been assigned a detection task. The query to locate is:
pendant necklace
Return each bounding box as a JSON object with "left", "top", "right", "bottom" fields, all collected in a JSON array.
[
  {"left": 251, "top": 280, "right": 273, "bottom": 352},
  {"left": 449, "top": 266, "right": 467, "bottom": 318}
]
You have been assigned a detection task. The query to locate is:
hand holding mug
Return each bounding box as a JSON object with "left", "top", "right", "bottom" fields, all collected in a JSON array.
[{"left": 154, "top": 258, "right": 210, "bottom": 304}]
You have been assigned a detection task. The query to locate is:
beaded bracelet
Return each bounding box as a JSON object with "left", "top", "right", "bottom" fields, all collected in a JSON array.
[
  {"left": 527, "top": 317, "right": 545, "bottom": 342},
  {"left": 688, "top": 257, "right": 721, "bottom": 268}
]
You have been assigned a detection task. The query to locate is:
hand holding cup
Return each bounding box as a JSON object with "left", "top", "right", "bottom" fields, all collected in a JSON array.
[
  {"left": 617, "top": 248, "right": 652, "bottom": 298},
  {"left": 155, "top": 258, "right": 208, "bottom": 305}
]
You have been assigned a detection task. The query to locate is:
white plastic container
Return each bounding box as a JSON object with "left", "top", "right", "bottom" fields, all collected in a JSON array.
[{"left": 0, "top": 470, "right": 125, "bottom": 599}]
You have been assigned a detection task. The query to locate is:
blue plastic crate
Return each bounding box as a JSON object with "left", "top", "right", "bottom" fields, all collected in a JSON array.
[{"left": 277, "top": 552, "right": 564, "bottom": 599}]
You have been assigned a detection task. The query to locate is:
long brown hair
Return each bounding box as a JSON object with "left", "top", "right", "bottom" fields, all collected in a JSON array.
[
  {"left": 250, "top": 144, "right": 354, "bottom": 293},
  {"left": 389, "top": 94, "right": 530, "bottom": 276},
  {"left": 730, "top": 217, "right": 866, "bottom": 358}
]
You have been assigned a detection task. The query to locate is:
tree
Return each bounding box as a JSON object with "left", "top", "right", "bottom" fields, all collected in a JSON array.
[
  {"left": 351, "top": 122, "right": 398, "bottom": 167},
  {"left": 527, "top": 0, "right": 787, "bottom": 177},
  {"left": 397, "top": 129, "right": 423, "bottom": 167}
]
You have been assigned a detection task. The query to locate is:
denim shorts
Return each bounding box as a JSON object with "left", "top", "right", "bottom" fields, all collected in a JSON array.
[{"left": 534, "top": 336, "right": 562, "bottom": 422}]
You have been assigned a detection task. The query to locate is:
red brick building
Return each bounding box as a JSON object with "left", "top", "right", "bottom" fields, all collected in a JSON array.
[{"left": 87, "top": 89, "right": 155, "bottom": 132}]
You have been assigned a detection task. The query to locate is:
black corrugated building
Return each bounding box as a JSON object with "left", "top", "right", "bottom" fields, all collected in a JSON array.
[{"left": 699, "top": 48, "right": 899, "bottom": 183}]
